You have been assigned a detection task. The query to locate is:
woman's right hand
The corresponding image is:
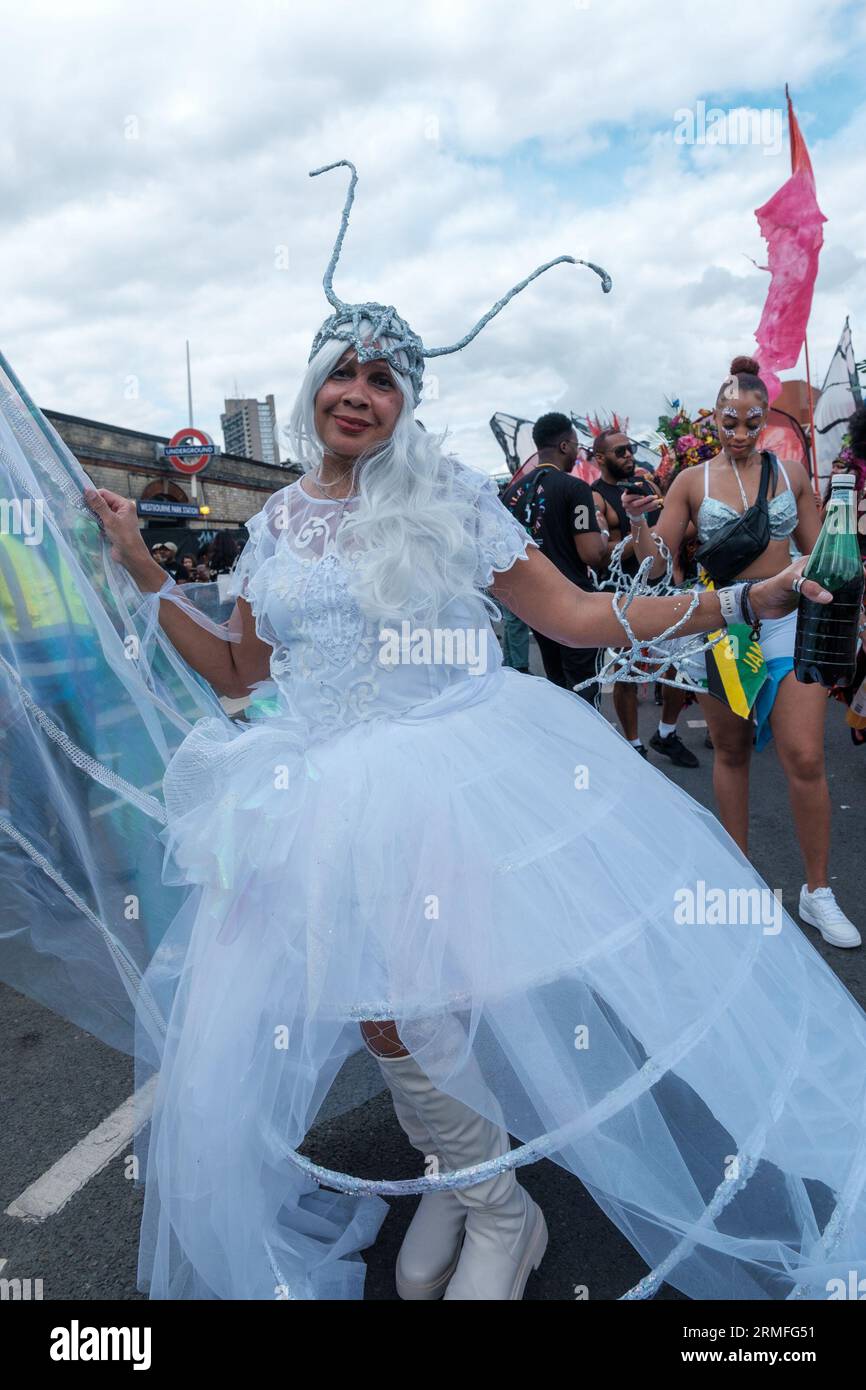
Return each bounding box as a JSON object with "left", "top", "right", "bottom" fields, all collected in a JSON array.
[{"left": 83, "top": 488, "right": 154, "bottom": 575}]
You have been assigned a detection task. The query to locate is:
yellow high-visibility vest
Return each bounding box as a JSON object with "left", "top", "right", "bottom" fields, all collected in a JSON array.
[{"left": 0, "top": 532, "right": 92, "bottom": 639}]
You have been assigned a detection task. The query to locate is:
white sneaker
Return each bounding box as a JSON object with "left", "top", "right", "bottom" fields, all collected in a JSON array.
[{"left": 799, "top": 886, "right": 861, "bottom": 949}]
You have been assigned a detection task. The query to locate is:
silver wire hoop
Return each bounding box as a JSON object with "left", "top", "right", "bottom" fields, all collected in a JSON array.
[{"left": 572, "top": 533, "right": 725, "bottom": 695}]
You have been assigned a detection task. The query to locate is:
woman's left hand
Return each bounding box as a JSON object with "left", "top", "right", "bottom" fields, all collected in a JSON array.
[
  {"left": 750, "top": 556, "right": 832, "bottom": 621},
  {"left": 621, "top": 491, "right": 659, "bottom": 520}
]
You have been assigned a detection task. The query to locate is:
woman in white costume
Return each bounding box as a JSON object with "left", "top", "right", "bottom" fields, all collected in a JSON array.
[{"left": 3, "top": 162, "right": 866, "bottom": 1303}]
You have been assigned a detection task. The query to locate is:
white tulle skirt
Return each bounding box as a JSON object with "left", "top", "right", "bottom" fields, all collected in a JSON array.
[{"left": 133, "top": 667, "right": 866, "bottom": 1300}]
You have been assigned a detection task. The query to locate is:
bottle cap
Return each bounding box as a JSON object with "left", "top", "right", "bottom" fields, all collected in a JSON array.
[{"left": 830, "top": 471, "right": 856, "bottom": 489}]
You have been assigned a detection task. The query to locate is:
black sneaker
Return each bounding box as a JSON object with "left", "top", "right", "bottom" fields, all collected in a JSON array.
[
  {"left": 632, "top": 742, "right": 649, "bottom": 759},
  {"left": 649, "top": 730, "right": 699, "bottom": 767}
]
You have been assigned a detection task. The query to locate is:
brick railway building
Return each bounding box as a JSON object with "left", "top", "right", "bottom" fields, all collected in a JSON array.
[{"left": 46, "top": 409, "right": 301, "bottom": 553}]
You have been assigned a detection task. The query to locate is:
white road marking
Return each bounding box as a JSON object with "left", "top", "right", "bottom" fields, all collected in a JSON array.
[
  {"left": 687, "top": 719, "right": 708, "bottom": 728},
  {"left": 4, "top": 1076, "right": 157, "bottom": 1223}
]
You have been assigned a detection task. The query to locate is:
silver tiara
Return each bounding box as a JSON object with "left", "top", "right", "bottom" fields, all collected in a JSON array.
[{"left": 307, "top": 160, "right": 612, "bottom": 406}]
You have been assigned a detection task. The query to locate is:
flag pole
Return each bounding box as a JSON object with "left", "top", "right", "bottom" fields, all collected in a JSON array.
[
  {"left": 803, "top": 336, "right": 820, "bottom": 498},
  {"left": 785, "top": 84, "right": 821, "bottom": 496},
  {"left": 185, "top": 339, "right": 199, "bottom": 503}
]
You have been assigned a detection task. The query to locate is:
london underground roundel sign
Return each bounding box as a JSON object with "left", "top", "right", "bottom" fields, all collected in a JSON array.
[{"left": 164, "top": 427, "right": 215, "bottom": 475}]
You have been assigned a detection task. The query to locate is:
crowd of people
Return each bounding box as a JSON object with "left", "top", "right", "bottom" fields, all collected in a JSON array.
[
  {"left": 149, "top": 529, "right": 243, "bottom": 584},
  {"left": 497, "top": 374, "right": 865, "bottom": 950},
  {"left": 498, "top": 413, "right": 699, "bottom": 761},
  {"left": 499, "top": 413, "right": 701, "bottom": 766}
]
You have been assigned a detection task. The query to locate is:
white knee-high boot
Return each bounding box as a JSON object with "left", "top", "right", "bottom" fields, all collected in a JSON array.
[
  {"left": 376, "top": 1029, "right": 547, "bottom": 1301},
  {"left": 375, "top": 1054, "right": 467, "bottom": 1300}
]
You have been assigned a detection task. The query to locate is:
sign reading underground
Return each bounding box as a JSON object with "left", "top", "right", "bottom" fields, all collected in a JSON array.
[{"left": 162, "top": 427, "right": 215, "bottom": 475}]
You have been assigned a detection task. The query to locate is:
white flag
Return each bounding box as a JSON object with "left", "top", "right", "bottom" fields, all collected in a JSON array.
[{"left": 813, "top": 318, "right": 862, "bottom": 484}]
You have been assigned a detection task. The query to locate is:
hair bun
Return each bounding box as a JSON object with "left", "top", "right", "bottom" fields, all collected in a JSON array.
[{"left": 730, "top": 355, "right": 761, "bottom": 378}]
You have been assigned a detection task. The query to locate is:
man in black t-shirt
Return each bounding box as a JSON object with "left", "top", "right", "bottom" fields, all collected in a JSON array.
[{"left": 502, "top": 413, "right": 607, "bottom": 706}]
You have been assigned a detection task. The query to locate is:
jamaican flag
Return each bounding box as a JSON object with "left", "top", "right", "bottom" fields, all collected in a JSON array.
[{"left": 699, "top": 572, "right": 769, "bottom": 719}]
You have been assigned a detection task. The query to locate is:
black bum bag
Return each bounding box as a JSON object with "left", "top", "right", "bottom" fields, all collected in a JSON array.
[{"left": 694, "top": 451, "right": 776, "bottom": 588}]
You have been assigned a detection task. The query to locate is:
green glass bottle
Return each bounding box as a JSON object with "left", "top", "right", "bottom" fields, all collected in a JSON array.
[{"left": 794, "top": 472, "right": 865, "bottom": 686}]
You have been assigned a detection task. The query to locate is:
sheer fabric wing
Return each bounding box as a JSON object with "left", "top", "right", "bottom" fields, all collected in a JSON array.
[{"left": 0, "top": 349, "right": 241, "bottom": 1055}]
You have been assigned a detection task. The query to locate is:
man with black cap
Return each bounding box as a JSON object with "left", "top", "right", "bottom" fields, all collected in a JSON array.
[{"left": 151, "top": 541, "right": 179, "bottom": 580}]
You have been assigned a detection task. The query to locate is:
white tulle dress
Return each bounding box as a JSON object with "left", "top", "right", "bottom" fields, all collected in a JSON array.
[{"left": 134, "top": 463, "right": 866, "bottom": 1301}]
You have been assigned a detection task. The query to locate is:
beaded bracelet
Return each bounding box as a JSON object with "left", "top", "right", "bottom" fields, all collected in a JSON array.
[{"left": 740, "top": 579, "right": 762, "bottom": 638}]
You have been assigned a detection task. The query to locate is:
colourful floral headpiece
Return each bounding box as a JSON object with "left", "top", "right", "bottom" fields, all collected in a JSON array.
[{"left": 655, "top": 399, "right": 720, "bottom": 486}]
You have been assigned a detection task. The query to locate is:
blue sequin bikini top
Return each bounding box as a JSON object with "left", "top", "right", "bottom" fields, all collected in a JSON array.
[{"left": 696, "top": 455, "right": 798, "bottom": 543}]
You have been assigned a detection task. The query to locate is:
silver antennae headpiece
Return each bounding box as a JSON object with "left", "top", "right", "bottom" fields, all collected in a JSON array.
[{"left": 307, "top": 160, "right": 612, "bottom": 406}]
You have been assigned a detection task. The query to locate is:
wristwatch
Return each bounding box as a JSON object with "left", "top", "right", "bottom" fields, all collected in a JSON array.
[
  {"left": 717, "top": 585, "right": 740, "bottom": 628},
  {"left": 718, "top": 581, "right": 761, "bottom": 635}
]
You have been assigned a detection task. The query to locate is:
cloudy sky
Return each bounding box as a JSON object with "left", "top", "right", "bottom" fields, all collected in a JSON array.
[{"left": 2, "top": 0, "right": 864, "bottom": 476}]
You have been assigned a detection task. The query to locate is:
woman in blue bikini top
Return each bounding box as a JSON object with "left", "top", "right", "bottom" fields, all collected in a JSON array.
[
  {"left": 623, "top": 354, "right": 858, "bottom": 951},
  {"left": 697, "top": 453, "right": 799, "bottom": 547}
]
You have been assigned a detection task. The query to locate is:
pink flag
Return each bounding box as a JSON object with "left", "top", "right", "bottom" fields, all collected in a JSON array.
[{"left": 752, "top": 93, "right": 826, "bottom": 401}]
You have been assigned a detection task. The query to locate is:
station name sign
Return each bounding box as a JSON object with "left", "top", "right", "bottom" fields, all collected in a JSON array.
[{"left": 137, "top": 500, "right": 204, "bottom": 518}]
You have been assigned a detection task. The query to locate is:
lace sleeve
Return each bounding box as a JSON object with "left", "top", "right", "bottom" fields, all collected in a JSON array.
[
  {"left": 222, "top": 505, "right": 279, "bottom": 605},
  {"left": 471, "top": 471, "right": 538, "bottom": 589}
]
